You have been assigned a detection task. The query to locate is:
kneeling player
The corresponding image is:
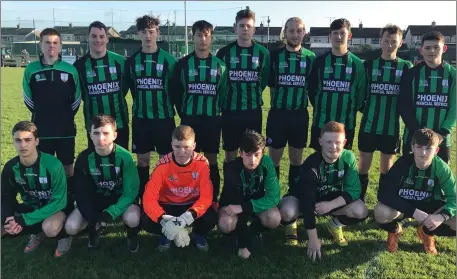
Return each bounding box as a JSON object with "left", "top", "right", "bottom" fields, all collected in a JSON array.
[
  {"left": 64, "top": 115, "right": 141, "bottom": 252},
  {"left": 218, "top": 131, "right": 281, "bottom": 259},
  {"left": 141, "top": 125, "right": 217, "bottom": 252},
  {"left": 280, "top": 121, "right": 368, "bottom": 261},
  {"left": 375, "top": 128, "right": 456, "bottom": 254},
  {"left": 2, "top": 121, "right": 72, "bottom": 257}
]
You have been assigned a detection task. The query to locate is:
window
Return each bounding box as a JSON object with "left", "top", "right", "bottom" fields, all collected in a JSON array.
[{"left": 371, "top": 38, "right": 379, "bottom": 44}]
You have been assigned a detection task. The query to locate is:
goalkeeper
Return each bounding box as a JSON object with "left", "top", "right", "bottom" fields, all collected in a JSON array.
[{"left": 141, "top": 125, "right": 217, "bottom": 252}]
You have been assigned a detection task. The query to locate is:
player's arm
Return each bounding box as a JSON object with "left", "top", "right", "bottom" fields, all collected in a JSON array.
[
  {"left": 306, "top": 54, "right": 316, "bottom": 107},
  {"left": 437, "top": 162, "right": 456, "bottom": 219},
  {"left": 355, "top": 59, "right": 367, "bottom": 112},
  {"left": 259, "top": 49, "right": 271, "bottom": 92},
  {"left": 219, "top": 162, "right": 244, "bottom": 207},
  {"left": 439, "top": 69, "right": 456, "bottom": 136},
  {"left": 307, "top": 58, "right": 320, "bottom": 107},
  {"left": 22, "top": 65, "right": 34, "bottom": 112},
  {"left": 104, "top": 156, "right": 140, "bottom": 219},
  {"left": 339, "top": 152, "right": 362, "bottom": 204},
  {"left": 16, "top": 162, "right": 67, "bottom": 227},
  {"left": 169, "top": 60, "right": 185, "bottom": 117},
  {"left": 398, "top": 68, "right": 422, "bottom": 132},
  {"left": 71, "top": 67, "right": 82, "bottom": 116},
  {"left": 124, "top": 57, "right": 135, "bottom": 102},
  {"left": 268, "top": 49, "right": 277, "bottom": 89},
  {"left": 143, "top": 165, "right": 167, "bottom": 222},
  {"left": 358, "top": 60, "right": 370, "bottom": 113},
  {"left": 247, "top": 157, "right": 281, "bottom": 214},
  {"left": 1, "top": 162, "right": 18, "bottom": 219},
  {"left": 73, "top": 152, "right": 98, "bottom": 224},
  {"left": 189, "top": 164, "right": 213, "bottom": 218},
  {"left": 217, "top": 63, "right": 229, "bottom": 110}
]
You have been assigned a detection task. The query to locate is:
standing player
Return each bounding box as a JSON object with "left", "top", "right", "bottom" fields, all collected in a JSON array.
[
  {"left": 64, "top": 115, "right": 141, "bottom": 252},
  {"left": 399, "top": 31, "right": 456, "bottom": 164},
  {"left": 218, "top": 130, "right": 281, "bottom": 259},
  {"left": 22, "top": 28, "right": 81, "bottom": 182},
  {"left": 216, "top": 8, "right": 270, "bottom": 164},
  {"left": 74, "top": 21, "right": 130, "bottom": 150},
  {"left": 141, "top": 125, "right": 216, "bottom": 252},
  {"left": 308, "top": 18, "right": 366, "bottom": 152},
  {"left": 357, "top": 25, "right": 413, "bottom": 201},
  {"left": 280, "top": 122, "right": 368, "bottom": 255},
  {"left": 125, "top": 15, "right": 177, "bottom": 200},
  {"left": 375, "top": 129, "right": 456, "bottom": 254},
  {"left": 2, "top": 121, "right": 72, "bottom": 257},
  {"left": 170, "top": 20, "right": 228, "bottom": 205}
]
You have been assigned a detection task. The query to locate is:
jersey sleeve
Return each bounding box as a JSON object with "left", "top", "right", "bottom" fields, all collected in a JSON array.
[
  {"left": 143, "top": 165, "right": 167, "bottom": 222},
  {"left": 217, "top": 63, "right": 229, "bottom": 110},
  {"left": 307, "top": 57, "right": 321, "bottom": 107},
  {"left": 249, "top": 156, "right": 280, "bottom": 213},
  {"left": 22, "top": 65, "right": 34, "bottom": 112},
  {"left": 71, "top": 66, "right": 82, "bottom": 116},
  {"left": 297, "top": 155, "right": 320, "bottom": 230},
  {"left": 259, "top": 49, "right": 271, "bottom": 92},
  {"left": 437, "top": 160, "right": 456, "bottom": 218},
  {"left": 399, "top": 67, "right": 421, "bottom": 132},
  {"left": 73, "top": 151, "right": 98, "bottom": 223},
  {"left": 355, "top": 59, "right": 367, "bottom": 111},
  {"left": 124, "top": 57, "right": 135, "bottom": 102},
  {"left": 169, "top": 60, "right": 185, "bottom": 117},
  {"left": 342, "top": 151, "right": 361, "bottom": 203},
  {"left": 17, "top": 161, "right": 67, "bottom": 226},
  {"left": 268, "top": 49, "right": 278, "bottom": 88},
  {"left": 104, "top": 154, "right": 140, "bottom": 219},
  {"left": 1, "top": 161, "right": 18, "bottom": 220},
  {"left": 440, "top": 67, "right": 456, "bottom": 134},
  {"left": 189, "top": 162, "right": 213, "bottom": 218}
]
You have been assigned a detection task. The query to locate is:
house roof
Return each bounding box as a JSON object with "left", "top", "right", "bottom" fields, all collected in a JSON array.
[
  {"left": 405, "top": 25, "right": 456, "bottom": 36},
  {"left": 1, "top": 27, "right": 38, "bottom": 36}
]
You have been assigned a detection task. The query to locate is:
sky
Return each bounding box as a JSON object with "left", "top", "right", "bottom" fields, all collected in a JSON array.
[{"left": 1, "top": 1, "right": 456, "bottom": 32}]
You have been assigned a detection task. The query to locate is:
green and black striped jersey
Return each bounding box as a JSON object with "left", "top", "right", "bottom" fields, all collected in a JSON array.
[
  {"left": 308, "top": 51, "right": 366, "bottom": 130},
  {"left": 125, "top": 48, "right": 176, "bottom": 120},
  {"left": 399, "top": 62, "right": 456, "bottom": 146},
  {"left": 216, "top": 41, "right": 270, "bottom": 111},
  {"left": 268, "top": 46, "right": 316, "bottom": 110},
  {"left": 74, "top": 144, "right": 139, "bottom": 219},
  {"left": 360, "top": 57, "right": 413, "bottom": 136},
  {"left": 170, "top": 52, "right": 228, "bottom": 117},
  {"left": 74, "top": 51, "right": 129, "bottom": 131},
  {"left": 1, "top": 152, "right": 67, "bottom": 226}
]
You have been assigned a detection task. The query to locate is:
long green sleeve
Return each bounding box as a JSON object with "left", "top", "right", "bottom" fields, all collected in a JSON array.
[
  {"left": 217, "top": 64, "right": 229, "bottom": 111},
  {"left": 342, "top": 151, "right": 361, "bottom": 201},
  {"left": 251, "top": 155, "right": 280, "bottom": 212},
  {"left": 436, "top": 158, "right": 456, "bottom": 218},
  {"left": 355, "top": 59, "right": 367, "bottom": 111},
  {"left": 259, "top": 50, "right": 271, "bottom": 92},
  {"left": 440, "top": 66, "right": 456, "bottom": 134}
]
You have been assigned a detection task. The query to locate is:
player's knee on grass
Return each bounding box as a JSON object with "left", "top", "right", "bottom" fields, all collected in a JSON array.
[
  {"left": 122, "top": 204, "right": 141, "bottom": 228},
  {"left": 42, "top": 211, "right": 66, "bottom": 238},
  {"left": 218, "top": 209, "right": 237, "bottom": 233},
  {"left": 346, "top": 200, "right": 369, "bottom": 219},
  {"left": 374, "top": 203, "right": 400, "bottom": 224},
  {"left": 279, "top": 197, "right": 300, "bottom": 222},
  {"left": 65, "top": 208, "right": 87, "bottom": 235},
  {"left": 258, "top": 207, "right": 281, "bottom": 229}
]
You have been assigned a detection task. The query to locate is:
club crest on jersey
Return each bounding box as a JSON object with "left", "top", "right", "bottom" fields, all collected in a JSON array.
[
  {"left": 300, "top": 61, "right": 307, "bottom": 68},
  {"left": 156, "top": 64, "right": 164, "bottom": 71},
  {"left": 39, "top": 177, "right": 48, "bottom": 184},
  {"left": 210, "top": 69, "right": 218, "bottom": 76},
  {"left": 442, "top": 79, "right": 449, "bottom": 87},
  {"left": 109, "top": 67, "right": 117, "bottom": 74},
  {"left": 338, "top": 170, "right": 345, "bottom": 178},
  {"left": 395, "top": 70, "right": 403, "bottom": 77},
  {"left": 60, "top": 73, "right": 68, "bottom": 82},
  {"left": 35, "top": 74, "right": 46, "bottom": 81},
  {"left": 230, "top": 57, "right": 240, "bottom": 64},
  {"left": 86, "top": 70, "right": 96, "bottom": 78},
  {"left": 135, "top": 64, "right": 144, "bottom": 71},
  {"left": 192, "top": 172, "right": 198, "bottom": 180},
  {"left": 345, "top": 67, "right": 352, "bottom": 74}
]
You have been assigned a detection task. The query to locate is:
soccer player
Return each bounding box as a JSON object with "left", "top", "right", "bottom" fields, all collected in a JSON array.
[
  {"left": 357, "top": 25, "right": 413, "bottom": 201},
  {"left": 2, "top": 121, "right": 72, "bottom": 257},
  {"left": 218, "top": 130, "right": 281, "bottom": 259},
  {"left": 125, "top": 15, "right": 177, "bottom": 200},
  {"left": 74, "top": 21, "right": 130, "bottom": 150},
  {"left": 308, "top": 18, "right": 366, "bottom": 152},
  {"left": 280, "top": 121, "right": 368, "bottom": 260},
  {"left": 170, "top": 20, "right": 228, "bottom": 205},
  {"left": 141, "top": 125, "right": 216, "bottom": 252},
  {"left": 22, "top": 28, "right": 81, "bottom": 181},
  {"left": 64, "top": 115, "right": 141, "bottom": 252},
  {"left": 216, "top": 8, "right": 270, "bottom": 164},
  {"left": 399, "top": 31, "right": 456, "bottom": 164},
  {"left": 375, "top": 128, "right": 456, "bottom": 254},
  {"left": 267, "top": 17, "right": 315, "bottom": 182}
]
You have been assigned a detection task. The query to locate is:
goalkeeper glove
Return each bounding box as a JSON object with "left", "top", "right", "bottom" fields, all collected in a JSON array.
[{"left": 174, "top": 227, "right": 190, "bottom": 248}]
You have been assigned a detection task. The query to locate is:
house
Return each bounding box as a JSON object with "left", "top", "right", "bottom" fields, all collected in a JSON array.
[
  {"left": 253, "top": 23, "right": 282, "bottom": 43},
  {"left": 404, "top": 22, "right": 456, "bottom": 49},
  {"left": 310, "top": 23, "right": 382, "bottom": 48},
  {"left": 53, "top": 24, "right": 121, "bottom": 42},
  {"left": 1, "top": 26, "right": 41, "bottom": 48}
]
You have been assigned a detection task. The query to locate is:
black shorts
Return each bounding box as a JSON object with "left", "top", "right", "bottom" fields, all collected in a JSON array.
[
  {"left": 266, "top": 109, "right": 309, "bottom": 149},
  {"left": 222, "top": 109, "right": 262, "bottom": 151},
  {"left": 358, "top": 131, "right": 400, "bottom": 155},
  {"left": 87, "top": 126, "right": 130, "bottom": 151},
  {"left": 38, "top": 138, "right": 75, "bottom": 165},
  {"left": 309, "top": 125, "right": 355, "bottom": 151},
  {"left": 403, "top": 135, "right": 451, "bottom": 164},
  {"left": 181, "top": 115, "right": 221, "bottom": 153},
  {"left": 132, "top": 118, "right": 175, "bottom": 155}
]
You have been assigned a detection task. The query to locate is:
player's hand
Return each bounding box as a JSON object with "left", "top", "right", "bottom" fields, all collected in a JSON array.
[
  {"left": 161, "top": 215, "right": 186, "bottom": 240},
  {"left": 423, "top": 214, "right": 445, "bottom": 231},
  {"left": 224, "top": 205, "right": 242, "bottom": 216},
  {"left": 179, "top": 211, "right": 194, "bottom": 226},
  {"left": 315, "top": 202, "right": 333, "bottom": 215},
  {"left": 413, "top": 209, "right": 429, "bottom": 224},
  {"left": 99, "top": 211, "right": 113, "bottom": 227},
  {"left": 4, "top": 217, "right": 22, "bottom": 235},
  {"left": 307, "top": 237, "right": 322, "bottom": 262},
  {"left": 174, "top": 227, "right": 190, "bottom": 248}
]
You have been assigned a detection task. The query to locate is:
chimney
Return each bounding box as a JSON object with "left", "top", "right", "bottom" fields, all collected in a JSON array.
[
  {"left": 359, "top": 22, "right": 363, "bottom": 29},
  {"left": 260, "top": 22, "right": 264, "bottom": 28},
  {"left": 432, "top": 21, "right": 436, "bottom": 27},
  {"left": 69, "top": 22, "right": 73, "bottom": 28}
]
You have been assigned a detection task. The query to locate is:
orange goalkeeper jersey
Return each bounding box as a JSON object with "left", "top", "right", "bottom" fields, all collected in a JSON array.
[{"left": 143, "top": 152, "right": 213, "bottom": 222}]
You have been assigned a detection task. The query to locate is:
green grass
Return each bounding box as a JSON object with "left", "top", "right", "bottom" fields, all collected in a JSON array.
[{"left": 1, "top": 67, "right": 456, "bottom": 279}]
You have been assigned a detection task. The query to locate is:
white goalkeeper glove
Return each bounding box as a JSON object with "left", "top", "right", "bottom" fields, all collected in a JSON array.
[
  {"left": 174, "top": 227, "right": 190, "bottom": 248},
  {"left": 160, "top": 215, "right": 186, "bottom": 240},
  {"left": 179, "top": 211, "right": 195, "bottom": 226}
]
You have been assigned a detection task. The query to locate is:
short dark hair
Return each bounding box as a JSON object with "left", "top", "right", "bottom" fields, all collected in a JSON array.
[
  {"left": 88, "top": 21, "right": 107, "bottom": 34},
  {"left": 421, "top": 31, "right": 445, "bottom": 45},
  {"left": 40, "top": 28, "right": 61, "bottom": 42},
  {"left": 239, "top": 130, "right": 266, "bottom": 153},
  {"left": 192, "top": 20, "right": 213, "bottom": 36},
  {"left": 172, "top": 125, "right": 195, "bottom": 141},
  {"left": 380, "top": 24, "right": 403, "bottom": 38},
  {"left": 12, "top": 121, "right": 38, "bottom": 139},
  {"left": 411, "top": 128, "right": 442, "bottom": 147},
  {"left": 90, "top": 114, "right": 117, "bottom": 131},
  {"left": 330, "top": 18, "right": 351, "bottom": 33},
  {"left": 235, "top": 8, "right": 255, "bottom": 24},
  {"left": 136, "top": 15, "right": 160, "bottom": 31},
  {"left": 320, "top": 121, "right": 345, "bottom": 137}
]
